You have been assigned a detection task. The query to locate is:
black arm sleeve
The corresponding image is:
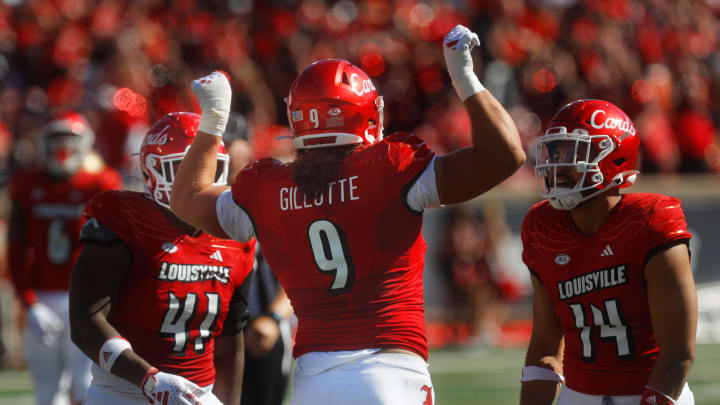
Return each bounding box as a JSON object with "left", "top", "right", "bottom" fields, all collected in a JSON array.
[
  {"left": 79, "top": 218, "right": 121, "bottom": 243},
  {"left": 222, "top": 272, "right": 254, "bottom": 336}
]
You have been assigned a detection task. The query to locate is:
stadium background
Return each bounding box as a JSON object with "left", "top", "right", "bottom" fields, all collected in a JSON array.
[{"left": 0, "top": 0, "right": 719, "bottom": 403}]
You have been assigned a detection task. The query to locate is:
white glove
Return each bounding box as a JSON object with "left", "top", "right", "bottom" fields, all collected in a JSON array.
[
  {"left": 191, "top": 71, "right": 232, "bottom": 137},
  {"left": 26, "top": 302, "right": 64, "bottom": 347},
  {"left": 443, "top": 24, "right": 485, "bottom": 101},
  {"left": 141, "top": 368, "right": 204, "bottom": 405}
]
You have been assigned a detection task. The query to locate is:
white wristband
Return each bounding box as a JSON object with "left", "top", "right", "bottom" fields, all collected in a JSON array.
[
  {"left": 443, "top": 25, "right": 486, "bottom": 101},
  {"left": 451, "top": 74, "right": 485, "bottom": 102},
  {"left": 99, "top": 337, "right": 132, "bottom": 373},
  {"left": 520, "top": 366, "right": 565, "bottom": 383},
  {"left": 197, "top": 109, "right": 229, "bottom": 137}
]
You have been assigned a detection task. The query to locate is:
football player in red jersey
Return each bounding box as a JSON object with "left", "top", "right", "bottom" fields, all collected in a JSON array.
[
  {"left": 68, "top": 112, "right": 256, "bottom": 405},
  {"left": 519, "top": 100, "right": 697, "bottom": 405},
  {"left": 171, "top": 25, "right": 524, "bottom": 405},
  {"left": 7, "top": 111, "right": 122, "bottom": 405}
]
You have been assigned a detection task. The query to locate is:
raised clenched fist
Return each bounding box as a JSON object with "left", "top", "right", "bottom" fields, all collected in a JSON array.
[
  {"left": 191, "top": 71, "right": 232, "bottom": 137},
  {"left": 443, "top": 25, "right": 484, "bottom": 101}
]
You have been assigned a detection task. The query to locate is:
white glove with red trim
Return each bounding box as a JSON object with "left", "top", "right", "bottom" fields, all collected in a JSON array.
[
  {"left": 443, "top": 24, "right": 485, "bottom": 101},
  {"left": 191, "top": 71, "right": 232, "bottom": 137},
  {"left": 141, "top": 367, "right": 204, "bottom": 405}
]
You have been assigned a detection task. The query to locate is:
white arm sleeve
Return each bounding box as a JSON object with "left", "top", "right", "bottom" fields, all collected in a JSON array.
[
  {"left": 215, "top": 190, "right": 255, "bottom": 242},
  {"left": 406, "top": 156, "right": 442, "bottom": 212}
]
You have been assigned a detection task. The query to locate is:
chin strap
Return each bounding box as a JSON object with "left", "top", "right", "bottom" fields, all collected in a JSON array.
[{"left": 550, "top": 169, "right": 641, "bottom": 210}]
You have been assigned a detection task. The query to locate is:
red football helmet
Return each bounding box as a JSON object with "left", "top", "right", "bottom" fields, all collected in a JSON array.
[
  {"left": 38, "top": 111, "right": 95, "bottom": 178},
  {"left": 535, "top": 99, "right": 640, "bottom": 210},
  {"left": 140, "top": 112, "right": 229, "bottom": 209},
  {"left": 286, "top": 59, "right": 384, "bottom": 149}
]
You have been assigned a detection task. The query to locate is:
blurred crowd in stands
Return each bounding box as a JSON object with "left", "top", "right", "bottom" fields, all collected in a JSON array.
[
  {"left": 0, "top": 0, "right": 719, "bottom": 356},
  {"left": 0, "top": 0, "right": 719, "bottom": 187}
]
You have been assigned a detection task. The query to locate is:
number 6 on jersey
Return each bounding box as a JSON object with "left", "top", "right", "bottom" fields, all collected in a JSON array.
[{"left": 308, "top": 219, "right": 355, "bottom": 294}]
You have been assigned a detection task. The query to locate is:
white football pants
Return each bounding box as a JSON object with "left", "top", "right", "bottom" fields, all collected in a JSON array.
[
  {"left": 24, "top": 291, "right": 92, "bottom": 405},
  {"left": 557, "top": 383, "right": 694, "bottom": 405},
  {"left": 290, "top": 349, "right": 435, "bottom": 405}
]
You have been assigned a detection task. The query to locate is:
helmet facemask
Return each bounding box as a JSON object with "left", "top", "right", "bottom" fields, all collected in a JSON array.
[
  {"left": 139, "top": 112, "right": 229, "bottom": 210},
  {"left": 143, "top": 146, "right": 229, "bottom": 209},
  {"left": 535, "top": 127, "right": 616, "bottom": 210},
  {"left": 535, "top": 99, "right": 641, "bottom": 210}
]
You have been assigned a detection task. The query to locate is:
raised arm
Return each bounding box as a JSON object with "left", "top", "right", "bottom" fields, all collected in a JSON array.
[
  {"left": 171, "top": 71, "right": 233, "bottom": 237},
  {"left": 435, "top": 25, "right": 525, "bottom": 204},
  {"left": 643, "top": 243, "right": 696, "bottom": 403},
  {"left": 519, "top": 275, "right": 565, "bottom": 405}
]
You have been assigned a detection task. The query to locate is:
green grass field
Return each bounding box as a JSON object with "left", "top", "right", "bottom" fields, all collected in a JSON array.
[
  {"left": 1, "top": 344, "right": 718, "bottom": 404},
  {"left": 430, "top": 343, "right": 720, "bottom": 405}
]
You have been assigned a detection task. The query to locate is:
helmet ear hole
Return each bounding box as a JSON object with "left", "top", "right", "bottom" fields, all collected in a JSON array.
[
  {"left": 613, "top": 158, "right": 626, "bottom": 166},
  {"left": 342, "top": 72, "right": 350, "bottom": 85}
]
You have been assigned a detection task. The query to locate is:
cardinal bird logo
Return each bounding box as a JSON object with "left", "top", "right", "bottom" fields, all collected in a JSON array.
[{"left": 421, "top": 385, "right": 433, "bottom": 405}]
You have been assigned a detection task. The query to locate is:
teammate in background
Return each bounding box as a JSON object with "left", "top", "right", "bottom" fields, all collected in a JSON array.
[
  {"left": 170, "top": 25, "right": 524, "bottom": 405},
  {"left": 7, "top": 111, "right": 122, "bottom": 405},
  {"left": 519, "top": 100, "right": 697, "bottom": 405},
  {"left": 68, "top": 112, "right": 255, "bottom": 405},
  {"left": 241, "top": 247, "right": 293, "bottom": 405},
  {"left": 222, "top": 113, "right": 294, "bottom": 405}
]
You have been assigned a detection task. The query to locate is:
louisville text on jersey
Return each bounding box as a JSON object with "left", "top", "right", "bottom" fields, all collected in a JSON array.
[
  {"left": 157, "top": 262, "right": 230, "bottom": 284},
  {"left": 557, "top": 264, "right": 627, "bottom": 300},
  {"left": 280, "top": 175, "right": 359, "bottom": 211}
]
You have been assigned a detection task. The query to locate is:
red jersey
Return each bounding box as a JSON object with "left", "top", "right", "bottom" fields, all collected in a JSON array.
[
  {"left": 83, "top": 191, "right": 255, "bottom": 386},
  {"left": 521, "top": 193, "right": 691, "bottom": 395},
  {"left": 8, "top": 168, "right": 121, "bottom": 297},
  {"left": 231, "top": 132, "right": 435, "bottom": 359}
]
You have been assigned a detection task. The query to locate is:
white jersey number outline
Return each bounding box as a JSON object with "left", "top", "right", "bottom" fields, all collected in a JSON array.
[
  {"left": 308, "top": 219, "right": 355, "bottom": 294},
  {"left": 47, "top": 219, "right": 71, "bottom": 264},
  {"left": 569, "top": 299, "right": 633, "bottom": 361},
  {"left": 160, "top": 292, "right": 221, "bottom": 353}
]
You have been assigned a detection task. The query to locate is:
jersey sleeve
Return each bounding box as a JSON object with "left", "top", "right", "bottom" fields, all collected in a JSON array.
[
  {"left": 520, "top": 204, "right": 543, "bottom": 284},
  {"left": 645, "top": 196, "right": 691, "bottom": 263},
  {"left": 222, "top": 272, "right": 254, "bottom": 336},
  {"left": 406, "top": 156, "right": 441, "bottom": 212},
  {"left": 216, "top": 190, "right": 255, "bottom": 242},
  {"left": 647, "top": 197, "right": 691, "bottom": 244},
  {"left": 82, "top": 191, "right": 135, "bottom": 244},
  {"left": 385, "top": 132, "right": 436, "bottom": 176},
  {"left": 79, "top": 218, "right": 121, "bottom": 243},
  {"left": 383, "top": 133, "right": 437, "bottom": 213},
  {"left": 230, "top": 157, "right": 275, "bottom": 205}
]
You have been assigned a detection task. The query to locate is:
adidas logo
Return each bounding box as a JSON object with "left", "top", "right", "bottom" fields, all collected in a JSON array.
[
  {"left": 600, "top": 245, "right": 614, "bottom": 257},
  {"left": 645, "top": 394, "right": 657, "bottom": 405},
  {"left": 102, "top": 351, "right": 111, "bottom": 363},
  {"left": 210, "top": 250, "right": 223, "bottom": 262}
]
